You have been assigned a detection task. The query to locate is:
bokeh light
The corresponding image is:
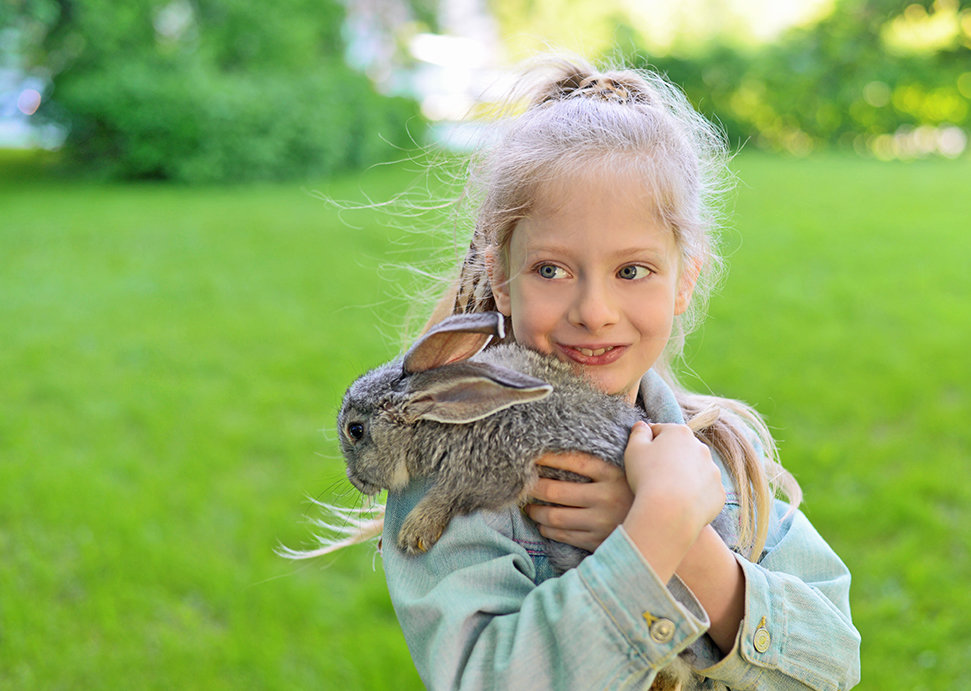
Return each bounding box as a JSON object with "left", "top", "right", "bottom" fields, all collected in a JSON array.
[{"left": 17, "top": 88, "right": 41, "bottom": 116}]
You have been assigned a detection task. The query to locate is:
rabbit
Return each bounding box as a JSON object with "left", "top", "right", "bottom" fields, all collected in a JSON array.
[
  {"left": 338, "top": 311, "right": 703, "bottom": 691},
  {"left": 338, "top": 311, "right": 646, "bottom": 571}
]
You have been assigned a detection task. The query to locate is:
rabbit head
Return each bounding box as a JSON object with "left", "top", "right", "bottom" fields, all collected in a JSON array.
[{"left": 338, "top": 313, "right": 553, "bottom": 495}]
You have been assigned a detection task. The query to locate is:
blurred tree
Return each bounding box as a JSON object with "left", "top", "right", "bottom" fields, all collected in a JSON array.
[
  {"left": 488, "top": 0, "right": 971, "bottom": 157},
  {"left": 9, "top": 0, "right": 423, "bottom": 181},
  {"left": 730, "top": 0, "right": 971, "bottom": 154},
  {"left": 635, "top": 0, "right": 971, "bottom": 157}
]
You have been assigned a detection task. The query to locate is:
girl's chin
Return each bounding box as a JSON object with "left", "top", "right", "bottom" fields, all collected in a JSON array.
[
  {"left": 575, "top": 369, "right": 639, "bottom": 403},
  {"left": 535, "top": 343, "right": 640, "bottom": 401}
]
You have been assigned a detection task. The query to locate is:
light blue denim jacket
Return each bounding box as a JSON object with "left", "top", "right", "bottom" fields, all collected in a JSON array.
[{"left": 382, "top": 370, "right": 861, "bottom": 690}]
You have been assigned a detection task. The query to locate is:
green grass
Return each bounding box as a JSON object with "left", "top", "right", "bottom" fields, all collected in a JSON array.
[{"left": 1, "top": 150, "right": 969, "bottom": 688}]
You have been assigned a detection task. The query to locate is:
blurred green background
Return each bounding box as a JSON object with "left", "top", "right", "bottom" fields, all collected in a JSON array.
[{"left": 2, "top": 0, "right": 969, "bottom": 688}]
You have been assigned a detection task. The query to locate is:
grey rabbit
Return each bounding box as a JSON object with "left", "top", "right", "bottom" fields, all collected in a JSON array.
[
  {"left": 337, "top": 311, "right": 647, "bottom": 572},
  {"left": 338, "top": 311, "right": 709, "bottom": 690}
]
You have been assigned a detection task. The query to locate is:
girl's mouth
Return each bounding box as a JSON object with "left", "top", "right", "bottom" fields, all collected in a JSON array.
[
  {"left": 557, "top": 343, "right": 627, "bottom": 366},
  {"left": 576, "top": 346, "right": 613, "bottom": 356}
]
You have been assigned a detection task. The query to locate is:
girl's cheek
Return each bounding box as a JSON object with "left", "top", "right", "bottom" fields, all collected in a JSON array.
[{"left": 510, "top": 311, "right": 550, "bottom": 353}]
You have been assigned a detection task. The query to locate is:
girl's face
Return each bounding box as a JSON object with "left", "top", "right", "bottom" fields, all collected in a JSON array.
[{"left": 491, "top": 167, "right": 695, "bottom": 404}]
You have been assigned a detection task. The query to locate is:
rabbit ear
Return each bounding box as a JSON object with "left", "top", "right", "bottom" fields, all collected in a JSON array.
[
  {"left": 402, "top": 361, "right": 552, "bottom": 424},
  {"left": 403, "top": 313, "right": 505, "bottom": 374}
]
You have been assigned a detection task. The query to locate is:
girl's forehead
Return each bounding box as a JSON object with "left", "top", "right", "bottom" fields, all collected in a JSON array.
[
  {"left": 509, "top": 172, "right": 679, "bottom": 261},
  {"left": 529, "top": 164, "right": 662, "bottom": 220}
]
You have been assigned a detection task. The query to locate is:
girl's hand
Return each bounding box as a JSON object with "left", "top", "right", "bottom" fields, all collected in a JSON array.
[
  {"left": 624, "top": 421, "right": 725, "bottom": 530},
  {"left": 622, "top": 421, "right": 726, "bottom": 582},
  {"left": 524, "top": 453, "right": 634, "bottom": 553}
]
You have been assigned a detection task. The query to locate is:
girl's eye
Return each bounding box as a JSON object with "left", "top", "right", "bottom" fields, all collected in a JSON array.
[
  {"left": 618, "top": 265, "right": 651, "bottom": 280},
  {"left": 537, "top": 264, "right": 565, "bottom": 279}
]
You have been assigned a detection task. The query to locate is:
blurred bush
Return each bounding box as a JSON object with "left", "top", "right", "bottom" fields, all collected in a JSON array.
[
  {"left": 53, "top": 60, "right": 419, "bottom": 182},
  {"left": 15, "top": 0, "right": 422, "bottom": 182},
  {"left": 636, "top": 0, "right": 971, "bottom": 156}
]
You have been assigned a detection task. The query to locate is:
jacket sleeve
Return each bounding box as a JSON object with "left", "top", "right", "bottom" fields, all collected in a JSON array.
[
  {"left": 694, "top": 499, "right": 862, "bottom": 690},
  {"left": 382, "top": 479, "right": 710, "bottom": 691}
]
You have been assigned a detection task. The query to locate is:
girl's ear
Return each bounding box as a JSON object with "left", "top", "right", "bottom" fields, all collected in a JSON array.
[
  {"left": 675, "top": 257, "right": 702, "bottom": 315},
  {"left": 485, "top": 248, "right": 512, "bottom": 316}
]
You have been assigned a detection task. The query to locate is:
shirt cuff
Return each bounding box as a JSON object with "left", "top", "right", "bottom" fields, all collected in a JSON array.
[
  {"left": 576, "top": 526, "right": 711, "bottom": 670},
  {"left": 694, "top": 552, "right": 777, "bottom": 687}
]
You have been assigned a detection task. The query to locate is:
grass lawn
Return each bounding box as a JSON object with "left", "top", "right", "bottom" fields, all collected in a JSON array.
[{"left": 1, "top": 149, "right": 968, "bottom": 689}]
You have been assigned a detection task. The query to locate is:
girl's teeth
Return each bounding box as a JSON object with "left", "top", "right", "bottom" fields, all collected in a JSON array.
[{"left": 577, "top": 346, "right": 614, "bottom": 357}]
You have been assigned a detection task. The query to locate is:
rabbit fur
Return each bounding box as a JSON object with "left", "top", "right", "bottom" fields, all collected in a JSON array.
[{"left": 337, "top": 312, "right": 700, "bottom": 690}]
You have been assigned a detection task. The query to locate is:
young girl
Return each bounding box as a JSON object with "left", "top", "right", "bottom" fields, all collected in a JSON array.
[{"left": 377, "top": 56, "right": 860, "bottom": 689}]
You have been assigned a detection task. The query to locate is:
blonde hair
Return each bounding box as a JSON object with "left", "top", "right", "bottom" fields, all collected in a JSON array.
[
  {"left": 291, "top": 55, "right": 800, "bottom": 562},
  {"left": 428, "top": 56, "right": 800, "bottom": 559}
]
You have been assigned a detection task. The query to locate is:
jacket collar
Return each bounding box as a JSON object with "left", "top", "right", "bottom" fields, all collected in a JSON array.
[{"left": 637, "top": 369, "right": 685, "bottom": 425}]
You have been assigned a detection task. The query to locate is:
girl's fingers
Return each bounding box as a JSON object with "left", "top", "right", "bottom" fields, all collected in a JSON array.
[
  {"left": 534, "top": 451, "right": 618, "bottom": 481},
  {"left": 530, "top": 476, "right": 586, "bottom": 506},
  {"left": 530, "top": 474, "right": 624, "bottom": 507},
  {"left": 533, "top": 422, "right": 655, "bottom": 483},
  {"left": 525, "top": 504, "right": 614, "bottom": 552},
  {"left": 530, "top": 467, "right": 630, "bottom": 507},
  {"left": 525, "top": 503, "right": 594, "bottom": 531},
  {"left": 624, "top": 420, "right": 655, "bottom": 453},
  {"left": 624, "top": 420, "right": 726, "bottom": 530},
  {"left": 633, "top": 419, "right": 655, "bottom": 439},
  {"left": 647, "top": 422, "right": 685, "bottom": 438}
]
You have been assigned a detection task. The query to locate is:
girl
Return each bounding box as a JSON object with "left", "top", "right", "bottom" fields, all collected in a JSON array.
[{"left": 377, "top": 56, "right": 860, "bottom": 689}]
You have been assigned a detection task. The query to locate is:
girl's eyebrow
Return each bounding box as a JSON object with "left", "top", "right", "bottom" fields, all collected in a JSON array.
[{"left": 612, "top": 246, "right": 668, "bottom": 259}]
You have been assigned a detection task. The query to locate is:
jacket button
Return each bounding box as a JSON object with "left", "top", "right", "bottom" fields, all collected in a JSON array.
[
  {"left": 753, "top": 624, "right": 771, "bottom": 653},
  {"left": 649, "top": 618, "right": 675, "bottom": 644}
]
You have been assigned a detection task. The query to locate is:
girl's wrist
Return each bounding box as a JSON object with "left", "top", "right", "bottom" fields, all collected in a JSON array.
[
  {"left": 675, "top": 525, "right": 746, "bottom": 654},
  {"left": 622, "top": 494, "right": 702, "bottom": 583}
]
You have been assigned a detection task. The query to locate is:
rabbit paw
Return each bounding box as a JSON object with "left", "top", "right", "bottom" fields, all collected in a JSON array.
[{"left": 397, "top": 513, "right": 445, "bottom": 555}]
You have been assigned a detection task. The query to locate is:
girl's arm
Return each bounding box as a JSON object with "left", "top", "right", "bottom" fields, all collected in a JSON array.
[
  {"left": 382, "top": 478, "right": 712, "bottom": 690},
  {"left": 529, "top": 422, "right": 745, "bottom": 652},
  {"left": 619, "top": 422, "right": 727, "bottom": 584},
  {"left": 675, "top": 524, "right": 746, "bottom": 652},
  {"left": 528, "top": 441, "right": 861, "bottom": 689},
  {"left": 697, "top": 501, "right": 860, "bottom": 689}
]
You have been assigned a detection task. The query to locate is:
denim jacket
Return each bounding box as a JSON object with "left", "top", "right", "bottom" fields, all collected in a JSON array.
[{"left": 382, "top": 370, "right": 861, "bottom": 690}]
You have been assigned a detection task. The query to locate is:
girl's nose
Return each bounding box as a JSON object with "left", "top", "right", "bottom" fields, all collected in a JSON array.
[{"left": 568, "top": 278, "right": 619, "bottom": 332}]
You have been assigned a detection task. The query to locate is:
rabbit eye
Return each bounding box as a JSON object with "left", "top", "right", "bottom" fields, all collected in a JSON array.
[{"left": 346, "top": 422, "right": 365, "bottom": 442}]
